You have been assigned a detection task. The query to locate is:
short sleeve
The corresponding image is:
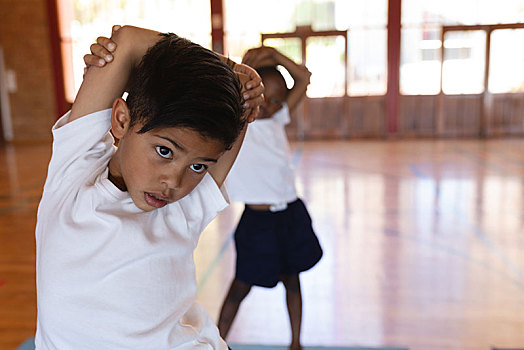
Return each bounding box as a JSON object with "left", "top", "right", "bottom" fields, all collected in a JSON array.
[
  {"left": 272, "top": 103, "right": 291, "bottom": 125},
  {"left": 177, "top": 173, "right": 229, "bottom": 237},
  {"left": 45, "top": 109, "right": 114, "bottom": 191}
]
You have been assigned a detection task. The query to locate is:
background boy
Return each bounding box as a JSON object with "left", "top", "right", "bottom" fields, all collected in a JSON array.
[{"left": 219, "top": 46, "right": 323, "bottom": 350}]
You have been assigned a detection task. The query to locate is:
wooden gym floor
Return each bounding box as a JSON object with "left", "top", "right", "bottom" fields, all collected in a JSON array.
[{"left": 1, "top": 138, "right": 524, "bottom": 350}]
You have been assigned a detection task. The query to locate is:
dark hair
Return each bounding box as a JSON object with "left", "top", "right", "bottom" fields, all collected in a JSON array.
[
  {"left": 126, "top": 33, "right": 244, "bottom": 150},
  {"left": 256, "top": 65, "right": 289, "bottom": 96}
]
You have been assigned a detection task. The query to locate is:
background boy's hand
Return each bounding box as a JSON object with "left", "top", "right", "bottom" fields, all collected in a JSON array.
[
  {"left": 232, "top": 62, "right": 263, "bottom": 123},
  {"left": 242, "top": 45, "right": 311, "bottom": 113},
  {"left": 241, "top": 46, "right": 277, "bottom": 69}
]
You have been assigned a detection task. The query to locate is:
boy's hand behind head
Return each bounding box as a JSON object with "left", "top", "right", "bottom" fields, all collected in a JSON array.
[
  {"left": 84, "top": 34, "right": 264, "bottom": 123},
  {"left": 233, "top": 64, "right": 264, "bottom": 123},
  {"left": 237, "top": 72, "right": 255, "bottom": 123},
  {"left": 242, "top": 46, "right": 277, "bottom": 69}
]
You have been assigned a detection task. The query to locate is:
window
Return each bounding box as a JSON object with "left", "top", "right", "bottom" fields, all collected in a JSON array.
[
  {"left": 58, "top": 0, "right": 211, "bottom": 102},
  {"left": 442, "top": 30, "right": 486, "bottom": 94},
  {"left": 401, "top": 0, "right": 524, "bottom": 95},
  {"left": 224, "top": 0, "right": 387, "bottom": 97},
  {"left": 305, "top": 36, "right": 346, "bottom": 97},
  {"left": 261, "top": 37, "right": 302, "bottom": 89},
  {"left": 489, "top": 28, "right": 524, "bottom": 93}
]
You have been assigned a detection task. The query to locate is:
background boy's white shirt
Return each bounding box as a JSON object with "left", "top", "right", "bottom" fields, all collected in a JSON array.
[
  {"left": 225, "top": 103, "right": 297, "bottom": 207},
  {"left": 35, "top": 109, "right": 228, "bottom": 349}
]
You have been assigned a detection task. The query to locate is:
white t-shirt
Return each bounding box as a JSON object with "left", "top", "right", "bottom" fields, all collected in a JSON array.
[
  {"left": 35, "top": 109, "right": 228, "bottom": 350},
  {"left": 226, "top": 103, "right": 297, "bottom": 206}
]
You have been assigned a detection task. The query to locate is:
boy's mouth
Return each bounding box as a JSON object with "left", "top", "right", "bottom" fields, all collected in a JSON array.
[{"left": 144, "top": 192, "right": 170, "bottom": 208}]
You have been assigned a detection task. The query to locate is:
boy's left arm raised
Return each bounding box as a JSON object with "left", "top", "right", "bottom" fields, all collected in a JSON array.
[
  {"left": 84, "top": 33, "right": 264, "bottom": 124},
  {"left": 70, "top": 26, "right": 162, "bottom": 124}
]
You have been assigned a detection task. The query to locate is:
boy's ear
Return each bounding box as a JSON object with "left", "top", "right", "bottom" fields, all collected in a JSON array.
[{"left": 111, "top": 98, "right": 131, "bottom": 139}]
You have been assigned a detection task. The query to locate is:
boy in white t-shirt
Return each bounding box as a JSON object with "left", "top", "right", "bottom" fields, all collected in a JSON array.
[
  {"left": 219, "top": 47, "right": 323, "bottom": 350},
  {"left": 35, "top": 25, "right": 263, "bottom": 349}
]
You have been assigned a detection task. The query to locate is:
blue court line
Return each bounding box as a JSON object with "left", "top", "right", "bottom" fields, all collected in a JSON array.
[
  {"left": 16, "top": 337, "right": 34, "bottom": 350},
  {"left": 452, "top": 146, "right": 521, "bottom": 176},
  {"left": 449, "top": 146, "right": 524, "bottom": 282},
  {"left": 399, "top": 157, "right": 524, "bottom": 289},
  {"left": 290, "top": 145, "right": 303, "bottom": 167},
  {"left": 196, "top": 231, "right": 235, "bottom": 295},
  {"left": 470, "top": 223, "right": 524, "bottom": 281},
  {"left": 196, "top": 146, "right": 305, "bottom": 295},
  {"left": 441, "top": 189, "right": 524, "bottom": 288},
  {"left": 408, "top": 164, "right": 429, "bottom": 180},
  {"left": 384, "top": 226, "right": 524, "bottom": 292},
  {"left": 408, "top": 164, "right": 441, "bottom": 200}
]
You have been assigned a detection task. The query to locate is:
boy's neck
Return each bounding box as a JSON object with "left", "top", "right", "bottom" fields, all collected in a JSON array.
[{"left": 108, "top": 158, "right": 127, "bottom": 191}]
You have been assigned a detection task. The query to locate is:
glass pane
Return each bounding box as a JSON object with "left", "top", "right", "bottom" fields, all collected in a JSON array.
[
  {"left": 334, "top": 0, "right": 387, "bottom": 29},
  {"left": 348, "top": 28, "right": 387, "bottom": 96},
  {"left": 400, "top": 26, "right": 441, "bottom": 95},
  {"left": 442, "top": 30, "right": 486, "bottom": 94},
  {"left": 402, "top": 0, "right": 524, "bottom": 27},
  {"left": 305, "top": 36, "right": 345, "bottom": 97},
  {"left": 224, "top": 0, "right": 297, "bottom": 60},
  {"left": 489, "top": 28, "right": 524, "bottom": 93},
  {"left": 262, "top": 38, "right": 302, "bottom": 89},
  {"left": 61, "top": 0, "right": 211, "bottom": 99},
  {"left": 224, "top": 0, "right": 387, "bottom": 72},
  {"left": 262, "top": 38, "right": 302, "bottom": 65}
]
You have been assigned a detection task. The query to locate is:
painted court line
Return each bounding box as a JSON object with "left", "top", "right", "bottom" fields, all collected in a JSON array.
[
  {"left": 384, "top": 226, "right": 524, "bottom": 292},
  {"left": 410, "top": 149, "right": 524, "bottom": 289},
  {"left": 196, "top": 231, "right": 235, "bottom": 296},
  {"left": 452, "top": 145, "right": 521, "bottom": 176}
]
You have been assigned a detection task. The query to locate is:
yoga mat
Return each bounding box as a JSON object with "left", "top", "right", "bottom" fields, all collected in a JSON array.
[
  {"left": 229, "top": 345, "right": 408, "bottom": 350},
  {"left": 18, "top": 337, "right": 409, "bottom": 350}
]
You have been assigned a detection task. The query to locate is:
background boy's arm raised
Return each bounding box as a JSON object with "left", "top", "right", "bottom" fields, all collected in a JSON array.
[
  {"left": 242, "top": 46, "right": 311, "bottom": 112},
  {"left": 70, "top": 26, "right": 162, "bottom": 124}
]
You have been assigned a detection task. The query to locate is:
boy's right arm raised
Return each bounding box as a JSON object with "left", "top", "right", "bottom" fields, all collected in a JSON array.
[{"left": 69, "top": 26, "right": 162, "bottom": 124}]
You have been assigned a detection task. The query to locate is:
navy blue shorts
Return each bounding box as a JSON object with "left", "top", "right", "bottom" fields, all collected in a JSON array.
[{"left": 234, "top": 198, "right": 323, "bottom": 288}]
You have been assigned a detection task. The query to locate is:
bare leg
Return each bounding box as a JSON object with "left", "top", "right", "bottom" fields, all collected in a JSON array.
[
  {"left": 218, "top": 278, "right": 252, "bottom": 339},
  {"left": 280, "top": 274, "right": 303, "bottom": 350}
]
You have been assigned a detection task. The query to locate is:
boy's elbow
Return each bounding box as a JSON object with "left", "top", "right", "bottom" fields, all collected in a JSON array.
[
  {"left": 111, "top": 25, "right": 134, "bottom": 48},
  {"left": 111, "top": 26, "right": 160, "bottom": 66},
  {"left": 303, "top": 67, "right": 312, "bottom": 86}
]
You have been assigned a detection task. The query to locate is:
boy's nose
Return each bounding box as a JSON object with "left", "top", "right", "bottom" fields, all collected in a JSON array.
[{"left": 160, "top": 168, "right": 183, "bottom": 190}]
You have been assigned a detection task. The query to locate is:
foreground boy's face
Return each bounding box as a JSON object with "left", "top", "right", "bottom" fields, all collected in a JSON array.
[{"left": 108, "top": 124, "right": 225, "bottom": 211}]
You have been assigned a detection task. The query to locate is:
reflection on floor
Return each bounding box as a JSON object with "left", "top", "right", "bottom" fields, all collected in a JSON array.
[{"left": 2, "top": 139, "right": 524, "bottom": 350}]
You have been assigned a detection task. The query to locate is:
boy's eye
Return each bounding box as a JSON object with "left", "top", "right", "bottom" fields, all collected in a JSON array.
[
  {"left": 155, "top": 146, "right": 172, "bottom": 159},
  {"left": 189, "top": 163, "right": 207, "bottom": 174}
]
